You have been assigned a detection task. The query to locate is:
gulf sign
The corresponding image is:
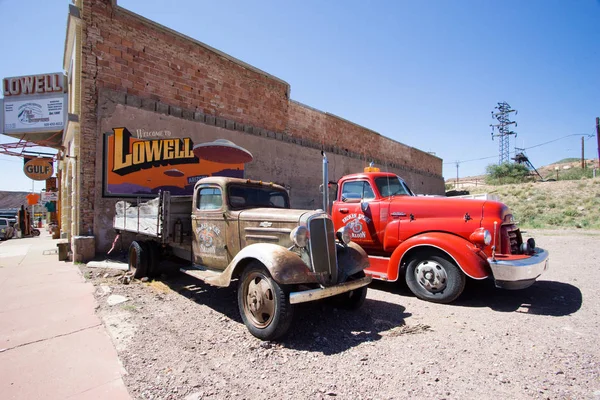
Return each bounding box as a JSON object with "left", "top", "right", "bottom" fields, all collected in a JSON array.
[{"left": 24, "top": 158, "right": 54, "bottom": 180}]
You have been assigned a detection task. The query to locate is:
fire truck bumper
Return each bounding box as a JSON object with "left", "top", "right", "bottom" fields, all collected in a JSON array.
[{"left": 488, "top": 248, "right": 550, "bottom": 290}]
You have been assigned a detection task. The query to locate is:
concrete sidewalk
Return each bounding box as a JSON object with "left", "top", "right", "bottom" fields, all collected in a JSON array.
[{"left": 0, "top": 232, "right": 131, "bottom": 399}]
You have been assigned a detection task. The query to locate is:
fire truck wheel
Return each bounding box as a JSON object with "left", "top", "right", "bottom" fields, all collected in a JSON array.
[
  {"left": 331, "top": 271, "right": 368, "bottom": 310},
  {"left": 128, "top": 241, "right": 148, "bottom": 279},
  {"left": 405, "top": 253, "right": 466, "bottom": 304},
  {"left": 238, "top": 262, "right": 294, "bottom": 340}
]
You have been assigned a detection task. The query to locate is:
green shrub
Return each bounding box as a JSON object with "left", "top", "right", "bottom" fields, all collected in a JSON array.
[
  {"left": 563, "top": 208, "right": 579, "bottom": 217},
  {"left": 485, "top": 163, "right": 531, "bottom": 185},
  {"left": 557, "top": 168, "right": 594, "bottom": 181}
]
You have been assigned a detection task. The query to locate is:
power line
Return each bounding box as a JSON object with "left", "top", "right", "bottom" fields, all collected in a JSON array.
[{"left": 443, "top": 133, "right": 594, "bottom": 165}]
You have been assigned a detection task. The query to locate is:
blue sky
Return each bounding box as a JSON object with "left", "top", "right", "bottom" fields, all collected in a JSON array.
[{"left": 1, "top": 0, "right": 599, "bottom": 192}]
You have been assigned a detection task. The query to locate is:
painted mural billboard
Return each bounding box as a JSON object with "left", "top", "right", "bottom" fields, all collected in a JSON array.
[{"left": 103, "top": 127, "right": 245, "bottom": 197}]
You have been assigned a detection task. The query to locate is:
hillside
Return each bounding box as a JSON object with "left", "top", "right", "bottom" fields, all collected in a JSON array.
[
  {"left": 443, "top": 159, "right": 600, "bottom": 229},
  {"left": 0, "top": 191, "right": 30, "bottom": 209},
  {"left": 465, "top": 178, "right": 600, "bottom": 229}
]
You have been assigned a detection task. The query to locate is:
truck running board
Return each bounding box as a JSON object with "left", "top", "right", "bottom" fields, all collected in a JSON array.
[{"left": 180, "top": 265, "right": 228, "bottom": 287}]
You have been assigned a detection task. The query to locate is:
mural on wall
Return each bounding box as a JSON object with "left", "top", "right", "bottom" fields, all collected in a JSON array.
[{"left": 103, "top": 127, "right": 247, "bottom": 197}]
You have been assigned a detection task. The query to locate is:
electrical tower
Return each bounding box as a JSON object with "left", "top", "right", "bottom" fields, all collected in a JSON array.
[{"left": 490, "top": 102, "right": 518, "bottom": 164}]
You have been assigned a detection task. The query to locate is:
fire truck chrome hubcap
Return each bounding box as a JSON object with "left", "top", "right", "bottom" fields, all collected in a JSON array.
[
  {"left": 415, "top": 260, "right": 447, "bottom": 292},
  {"left": 244, "top": 273, "right": 275, "bottom": 327}
]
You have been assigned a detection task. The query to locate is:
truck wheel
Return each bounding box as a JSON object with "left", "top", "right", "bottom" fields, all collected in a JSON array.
[
  {"left": 331, "top": 271, "right": 368, "bottom": 310},
  {"left": 128, "top": 241, "right": 148, "bottom": 279},
  {"left": 145, "top": 241, "right": 160, "bottom": 278},
  {"left": 405, "top": 253, "right": 465, "bottom": 304},
  {"left": 238, "top": 262, "right": 294, "bottom": 340}
]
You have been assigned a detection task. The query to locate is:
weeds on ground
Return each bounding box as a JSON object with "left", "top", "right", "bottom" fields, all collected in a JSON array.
[{"left": 147, "top": 280, "right": 171, "bottom": 294}]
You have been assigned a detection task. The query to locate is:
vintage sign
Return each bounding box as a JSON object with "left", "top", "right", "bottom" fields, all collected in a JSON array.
[
  {"left": 2, "top": 95, "right": 67, "bottom": 133},
  {"left": 103, "top": 127, "right": 245, "bottom": 197},
  {"left": 41, "top": 191, "right": 59, "bottom": 202},
  {"left": 3, "top": 73, "right": 67, "bottom": 97},
  {"left": 1, "top": 72, "right": 68, "bottom": 137},
  {"left": 24, "top": 158, "right": 54, "bottom": 181}
]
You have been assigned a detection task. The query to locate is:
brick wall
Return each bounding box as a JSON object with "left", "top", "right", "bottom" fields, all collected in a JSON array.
[
  {"left": 78, "top": 0, "right": 443, "bottom": 238},
  {"left": 287, "top": 101, "right": 442, "bottom": 177},
  {"left": 83, "top": 0, "right": 290, "bottom": 132}
]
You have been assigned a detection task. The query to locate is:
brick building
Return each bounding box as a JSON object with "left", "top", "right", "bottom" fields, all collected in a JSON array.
[{"left": 61, "top": 0, "right": 443, "bottom": 259}]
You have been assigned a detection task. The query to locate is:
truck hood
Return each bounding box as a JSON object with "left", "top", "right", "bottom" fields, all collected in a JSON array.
[
  {"left": 391, "top": 195, "right": 489, "bottom": 242},
  {"left": 237, "top": 208, "right": 315, "bottom": 224},
  {"left": 392, "top": 195, "right": 487, "bottom": 222},
  {"left": 237, "top": 208, "right": 323, "bottom": 248}
]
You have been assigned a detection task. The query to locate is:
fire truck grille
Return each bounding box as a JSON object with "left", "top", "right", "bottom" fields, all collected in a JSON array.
[
  {"left": 503, "top": 226, "right": 522, "bottom": 254},
  {"left": 308, "top": 216, "right": 338, "bottom": 287}
]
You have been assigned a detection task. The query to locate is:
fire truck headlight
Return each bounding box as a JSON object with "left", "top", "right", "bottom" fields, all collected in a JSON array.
[{"left": 470, "top": 228, "right": 492, "bottom": 248}]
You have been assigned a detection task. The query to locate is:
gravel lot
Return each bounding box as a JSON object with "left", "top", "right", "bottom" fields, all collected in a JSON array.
[{"left": 83, "top": 230, "right": 600, "bottom": 400}]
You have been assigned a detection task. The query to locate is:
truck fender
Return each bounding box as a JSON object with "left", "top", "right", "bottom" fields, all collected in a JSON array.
[
  {"left": 388, "top": 232, "right": 490, "bottom": 281},
  {"left": 207, "top": 243, "right": 317, "bottom": 287},
  {"left": 336, "top": 241, "right": 370, "bottom": 280}
]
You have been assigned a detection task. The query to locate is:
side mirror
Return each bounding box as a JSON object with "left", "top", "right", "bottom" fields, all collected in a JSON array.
[{"left": 360, "top": 201, "right": 369, "bottom": 213}]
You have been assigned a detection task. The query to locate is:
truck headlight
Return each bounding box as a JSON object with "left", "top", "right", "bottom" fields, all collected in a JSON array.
[
  {"left": 290, "top": 226, "right": 309, "bottom": 248},
  {"left": 336, "top": 225, "right": 352, "bottom": 245},
  {"left": 469, "top": 228, "right": 492, "bottom": 247},
  {"left": 520, "top": 238, "right": 536, "bottom": 255}
]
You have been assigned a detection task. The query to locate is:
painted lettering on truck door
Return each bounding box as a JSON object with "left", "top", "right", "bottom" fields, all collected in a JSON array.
[{"left": 337, "top": 179, "right": 382, "bottom": 250}]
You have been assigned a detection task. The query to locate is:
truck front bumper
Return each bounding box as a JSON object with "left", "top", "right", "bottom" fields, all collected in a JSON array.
[
  {"left": 289, "top": 275, "right": 372, "bottom": 304},
  {"left": 488, "top": 248, "right": 549, "bottom": 290}
]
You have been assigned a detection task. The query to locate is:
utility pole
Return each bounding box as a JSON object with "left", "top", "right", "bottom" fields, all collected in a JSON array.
[
  {"left": 582, "top": 136, "right": 585, "bottom": 169},
  {"left": 596, "top": 117, "right": 600, "bottom": 166},
  {"left": 455, "top": 161, "right": 459, "bottom": 189}
]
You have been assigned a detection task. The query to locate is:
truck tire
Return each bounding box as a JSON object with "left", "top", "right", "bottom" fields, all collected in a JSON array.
[
  {"left": 128, "top": 241, "right": 148, "bottom": 279},
  {"left": 145, "top": 241, "right": 160, "bottom": 278},
  {"left": 405, "top": 253, "right": 466, "bottom": 304},
  {"left": 238, "top": 262, "right": 294, "bottom": 340},
  {"left": 331, "top": 271, "right": 368, "bottom": 310}
]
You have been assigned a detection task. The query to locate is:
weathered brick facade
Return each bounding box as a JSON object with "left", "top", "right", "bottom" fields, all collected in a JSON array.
[{"left": 75, "top": 0, "right": 443, "bottom": 251}]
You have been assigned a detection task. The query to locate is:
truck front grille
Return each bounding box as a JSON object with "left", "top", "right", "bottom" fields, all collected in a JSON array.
[
  {"left": 501, "top": 225, "right": 522, "bottom": 254},
  {"left": 308, "top": 215, "right": 338, "bottom": 287}
]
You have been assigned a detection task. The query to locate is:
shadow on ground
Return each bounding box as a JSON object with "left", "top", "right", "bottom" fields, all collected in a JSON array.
[
  {"left": 456, "top": 279, "right": 582, "bottom": 315},
  {"left": 369, "top": 279, "right": 582, "bottom": 317},
  {"left": 161, "top": 272, "right": 413, "bottom": 355}
]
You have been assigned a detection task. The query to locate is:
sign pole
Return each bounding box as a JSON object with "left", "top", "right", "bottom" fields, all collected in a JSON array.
[{"left": 31, "top": 180, "right": 35, "bottom": 233}]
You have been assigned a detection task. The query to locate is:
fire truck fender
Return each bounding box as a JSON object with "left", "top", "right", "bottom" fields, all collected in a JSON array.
[{"left": 389, "top": 232, "right": 491, "bottom": 281}]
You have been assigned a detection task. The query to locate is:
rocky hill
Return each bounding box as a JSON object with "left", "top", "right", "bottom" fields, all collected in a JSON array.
[{"left": 0, "top": 191, "right": 30, "bottom": 209}]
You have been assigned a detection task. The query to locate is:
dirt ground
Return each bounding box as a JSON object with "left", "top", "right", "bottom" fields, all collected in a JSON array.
[{"left": 82, "top": 229, "right": 600, "bottom": 400}]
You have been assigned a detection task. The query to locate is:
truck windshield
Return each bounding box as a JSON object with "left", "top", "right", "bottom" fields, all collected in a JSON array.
[
  {"left": 374, "top": 176, "right": 414, "bottom": 197},
  {"left": 228, "top": 184, "right": 290, "bottom": 209}
]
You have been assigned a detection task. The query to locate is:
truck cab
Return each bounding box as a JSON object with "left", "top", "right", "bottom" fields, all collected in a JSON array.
[{"left": 331, "top": 168, "right": 549, "bottom": 303}]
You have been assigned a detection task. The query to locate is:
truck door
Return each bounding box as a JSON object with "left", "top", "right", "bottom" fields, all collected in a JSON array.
[
  {"left": 335, "top": 179, "right": 383, "bottom": 250},
  {"left": 192, "top": 185, "right": 229, "bottom": 270}
]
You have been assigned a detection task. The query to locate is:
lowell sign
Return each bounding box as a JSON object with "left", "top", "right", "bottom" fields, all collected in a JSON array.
[{"left": 3, "top": 73, "right": 66, "bottom": 96}]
